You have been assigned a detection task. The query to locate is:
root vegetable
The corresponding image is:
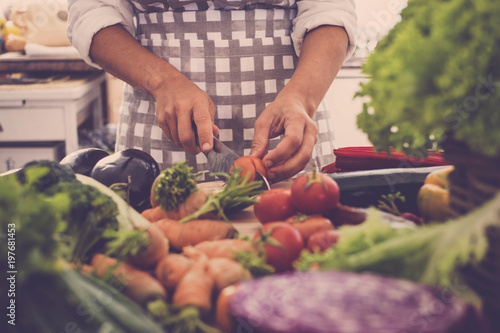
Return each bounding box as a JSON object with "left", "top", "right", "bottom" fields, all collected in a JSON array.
[
  {"left": 127, "top": 224, "right": 169, "bottom": 269},
  {"left": 192, "top": 239, "right": 255, "bottom": 259},
  {"left": 207, "top": 258, "right": 250, "bottom": 292},
  {"left": 172, "top": 260, "right": 214, "bottom": 311},
  {"left": 91, "top": 254, "right": 167, "bottom": 306},
  {"left": 155, "top": 254, "right": 194, "bottom": 291},
  {"left": 215, "top": 284, "right": 241, "bottom": 332},
  {"left": 286, "top": 215, "right": 333, "bottom": 241},
  {"left": 154, "top": 218, "right": 237, "bottom": 251}
]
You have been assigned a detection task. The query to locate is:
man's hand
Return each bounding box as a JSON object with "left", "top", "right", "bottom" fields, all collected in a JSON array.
[
  {"left": 250, "top": 94, "right": 318, "bottom": 183},
  {"left": 250, "top": 25, "right": 349, "bottom": 183},
  {"left": 150, "top": 73, "right": 216, "bottom": 155}
]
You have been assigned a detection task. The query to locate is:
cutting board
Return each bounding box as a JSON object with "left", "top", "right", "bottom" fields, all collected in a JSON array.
[{"left": 198, "top": 180, "right": 292, "bottom": 237}]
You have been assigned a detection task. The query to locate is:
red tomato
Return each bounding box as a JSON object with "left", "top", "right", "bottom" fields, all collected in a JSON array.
[
  {"left": 307, "top": 229, "right": 340, "bottom": 253},
  {"left": 285, "top": 215, "right": 333, "bottom": 241},
  {"left": 291, "top": 171, "right": 340, "bottom": 215},
  {"left": 230, "top": 156, "right": 267, "bottom": 182},
  {"left": 253, "top": 222, "right": 304, "bottom": 273},
  {"left": 254, "top": 189, "right": 296, "bottom": 223}
]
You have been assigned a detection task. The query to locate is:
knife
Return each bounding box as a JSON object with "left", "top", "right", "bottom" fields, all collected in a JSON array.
[{"left": 193, "top": 123, "right": 270, "bottom": 189}]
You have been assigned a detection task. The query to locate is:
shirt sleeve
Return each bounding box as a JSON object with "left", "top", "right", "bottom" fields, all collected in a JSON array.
[
  {"left": 292, "top": 0, "right": 357, "bottom": 60},
  {"left": 67, "top": 0, "right": 135, "bottom": 68}
]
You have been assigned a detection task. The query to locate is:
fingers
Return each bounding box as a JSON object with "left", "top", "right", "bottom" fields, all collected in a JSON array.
[
  {"left": 156, "top": 92, "right": 215, "bottom": 155},
  {"left": 193, "top": 100, "right": 216, "bottom": 153},
  {"left": 250, "top": 114, "right": 272, "bottom": 160},
  {"left": 265, "top": 121, "right": 318, "bottom": 183}
]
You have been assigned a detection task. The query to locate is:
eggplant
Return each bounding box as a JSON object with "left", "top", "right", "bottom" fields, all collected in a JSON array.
[
  {"left": 90, "top": 149, "right": 160, "bottom": 212},
  {"left": 60, "top": 148, "right": 110, "bottom": 176},
  {"left": 230, "top": 271, "right": 489, "bottom": 333}
]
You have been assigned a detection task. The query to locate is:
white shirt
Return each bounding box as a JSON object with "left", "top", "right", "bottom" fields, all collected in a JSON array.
[{"left": 67, "top": 0, "right": 357, "bottom": 68}]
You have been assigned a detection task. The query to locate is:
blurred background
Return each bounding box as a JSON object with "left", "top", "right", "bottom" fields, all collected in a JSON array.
[{"left": 0, "top": 0, "right": 407, "bottom": 172}]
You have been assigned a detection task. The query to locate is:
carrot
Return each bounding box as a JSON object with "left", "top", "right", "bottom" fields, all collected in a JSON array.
[
  {"left": 191, "top": 239, "right": 256, "bottom": 259},
  {"left": 91, "top": 254, "right": 167, "bottom": 306},
  {"left": 285, "top": 215, "right": 333, "bottom": 241},
  {"left": 127, "top": 224, "right": 169, "bottom": 269},
  {"left": 215, "top": 284, "right": 241, "bottom": 332},
  {"left": 207, "top": 258, "right": 250, "bottom": 292},
  {"left": 155, "top": 254, "right": 194, "bottom": 291},
  {"left": 172, "top": 260, "right": 214, "bottom": 311},
  {"left": 154, "top": 218, "right": 238, "bottom": 251},
  {"left": 141, "top": 206, "right": 170, "bottom": 222}
]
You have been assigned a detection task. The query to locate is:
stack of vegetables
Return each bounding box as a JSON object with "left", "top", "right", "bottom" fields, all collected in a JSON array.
[
  {"left": 0, "top": 153, "right": 271, "bottom": 333},
  {"left": 3, "top": 146, "right": 499, "bottom": 333}
]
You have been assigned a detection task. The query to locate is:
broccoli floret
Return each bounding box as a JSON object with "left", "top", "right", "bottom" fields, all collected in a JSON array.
[
  {"left": 46, "top": 181, "right": 119, "bottom": 229},
  {"left": 17, "top": 160, "right": 77, "bottom": 193}
]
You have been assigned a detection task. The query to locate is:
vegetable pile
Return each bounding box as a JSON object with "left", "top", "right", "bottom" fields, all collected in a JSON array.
[{"left": 4, "top": 148, "right": 497, "bottom": 332}]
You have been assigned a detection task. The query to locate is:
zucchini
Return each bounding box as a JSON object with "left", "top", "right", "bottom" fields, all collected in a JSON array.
[
  {"left": 17, "top": 269, "right": 164, "bottom": 333},
  {"left": 330, "top": 166, "right": 450, "bottom": 214}
]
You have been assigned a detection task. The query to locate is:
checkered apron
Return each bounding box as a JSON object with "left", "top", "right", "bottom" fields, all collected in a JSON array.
[{"left": 117, "top": 0, "right": 336, "bottom": 180}]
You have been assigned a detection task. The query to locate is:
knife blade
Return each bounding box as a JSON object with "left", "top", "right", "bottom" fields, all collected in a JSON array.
[
  {"left": 205, "top": 136, "right": 240, "bottom": 174},
  {"left": 193, "top": 123, "right": 270, "bottom": 189}
]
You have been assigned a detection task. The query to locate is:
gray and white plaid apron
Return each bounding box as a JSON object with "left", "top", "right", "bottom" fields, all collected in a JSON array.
[{"left": 117, "top": 0, "right": 336, "bottom": 180}]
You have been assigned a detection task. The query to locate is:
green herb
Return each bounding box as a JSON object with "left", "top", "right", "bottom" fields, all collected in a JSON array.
[
  {"left": 377, "top": 192, "right": 405, "bottom": 216},
  {"left": 153, "top": 161, "right": 199, "bottom": 212},
  {"left": 178, "top": 168, "right": 264, "bottom": 223},
  {"left": 356, "top": 0, "right": 500, "bottom": 157}
]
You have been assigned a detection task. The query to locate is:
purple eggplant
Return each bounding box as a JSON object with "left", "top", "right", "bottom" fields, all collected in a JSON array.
[
  {"left": 60, "top": 148, "right": 110, "bottom": 177},
  {"left": 90, "top": 149, "right": 160, "bottom": 212}
]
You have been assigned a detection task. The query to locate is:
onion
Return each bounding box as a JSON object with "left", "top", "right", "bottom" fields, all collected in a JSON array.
[
  {"left": 60, "top": 148, "right": 110, "bottom": 176},
  {"left": 90, "top": 149, "right": 160, "bottom": 212}
]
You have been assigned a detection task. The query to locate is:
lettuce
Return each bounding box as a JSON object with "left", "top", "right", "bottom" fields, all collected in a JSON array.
[{"left": 356, "top": 0, "right": 500, "bottom": 156}]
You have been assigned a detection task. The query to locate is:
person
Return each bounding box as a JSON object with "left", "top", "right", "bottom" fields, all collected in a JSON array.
[{"left": 67, "top": 0, "right": 357, "bottom": 183}]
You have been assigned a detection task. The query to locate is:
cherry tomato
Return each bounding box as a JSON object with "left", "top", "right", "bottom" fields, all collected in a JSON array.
[
  {"left": 254, "top": 189, "right": 296, "bottom": 223},
  {"left": 285, "top": 215, "right": 333, "bottom": 241},
  {"left": 307, "top": 229, "right": 340, "bottom": 253},
  {"left": 230, "top": 156, "right": 267, "bottom": 182},
  {"left": 291, "top": 171, "right": 340, "bottom": 215},
  {"left": 253, "top": 222, "right": 304, "bottom": 273}
]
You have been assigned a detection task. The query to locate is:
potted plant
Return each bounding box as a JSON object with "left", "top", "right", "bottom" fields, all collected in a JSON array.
[{"left": 355, "top": 0, "right": 500, "bottom": 217}]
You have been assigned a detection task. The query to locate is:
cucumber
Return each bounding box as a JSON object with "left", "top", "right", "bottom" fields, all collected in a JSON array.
[
  {"left": 330, "top": 166, "right": 449, "bottom": 214},
  {"left": 17, "top": 269, "right": 164, "bottom": 333}
]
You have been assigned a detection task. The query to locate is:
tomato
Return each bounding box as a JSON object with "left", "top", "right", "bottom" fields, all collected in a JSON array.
[
  {"left": 230, "top": 156, "right": 267, "bottom": 182},
  {"left": 285, "top": 215, "right": 333, "bottom": 241},
  {"left": 254, "top": 189, "right": 296, "bottom": 223},
  {"left": 307, "top": 229, "right": 340, "bottom": 253},
  {"left": 290, "top": 170, "right": 340, "bottom": 215},
  {"left": 253, "top": 222, "right": 304, "bottom": 273}
]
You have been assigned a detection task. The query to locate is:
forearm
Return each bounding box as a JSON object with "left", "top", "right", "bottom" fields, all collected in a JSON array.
[
  {"left": 281, "top": 25, "right": 349, "bottom": 116},
  {"left": 89, "top": 24, "right": 181, "bottom": 95}
]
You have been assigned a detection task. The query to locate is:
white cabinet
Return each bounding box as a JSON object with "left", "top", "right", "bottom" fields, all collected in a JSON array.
[{"left": 0, "top": 72, "right": 106, "bottom": 171}]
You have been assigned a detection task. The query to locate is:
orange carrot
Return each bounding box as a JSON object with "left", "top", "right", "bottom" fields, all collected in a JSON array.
[
  {"left": 127, "top": 224, "right": 169, "bottom": 269},
  {"left": 155, "top": 254, "right": 194, "bottom": 291},
  {"left": 154, "top": 218, "right": 237, "bottom": 251},
  {"left": 207, "top": 258, "right": 250, "bottom": 292},
  {"left": 91, "top": 254, "right": 167, "bottom": 306},
  {"left": 172, "top": 260, "right": 214, "bottom": 311},
  {"left": 141, "top": 206, "right": 170, "bottom": 222},
  {"left": 191, "top": 239, "right": 255, "bottom": 259},
  {"left": 215, "top": 284, "right": 241, "bottom": 332}
]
